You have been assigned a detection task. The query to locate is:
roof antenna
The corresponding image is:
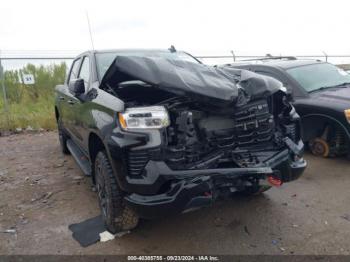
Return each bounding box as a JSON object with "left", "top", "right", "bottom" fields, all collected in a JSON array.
[
  {"left": 86, "top": 11, "right": 95, "bottom": 50},
  {"left": 169, "top": 45, "right": 177, "bottom": 53}
]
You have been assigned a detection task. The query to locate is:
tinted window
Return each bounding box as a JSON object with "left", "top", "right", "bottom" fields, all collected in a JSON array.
[
  {"left": 68, "top": 58, "right": 81, "bottom": 82},
  {"left": 287, "top": 63, "right": 350, "bottom": 93},
  {"left": 79, "top": 56, "right": 90, "bottom": 85}
]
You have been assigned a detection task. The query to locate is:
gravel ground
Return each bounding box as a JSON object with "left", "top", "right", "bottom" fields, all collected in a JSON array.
[{"left": 1, "top": 132, "right": 350, "bottom": 255}]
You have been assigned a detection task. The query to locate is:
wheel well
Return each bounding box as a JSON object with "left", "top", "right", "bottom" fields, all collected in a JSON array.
[
  {"left": 301, "top": 115, "right": 349, "bottom": 142},
  {"left": 88, "top": 133, "right": 106, "bottom": 182},
  {"left": 55, "top": 107, "right": 59, "bottom": 122}
]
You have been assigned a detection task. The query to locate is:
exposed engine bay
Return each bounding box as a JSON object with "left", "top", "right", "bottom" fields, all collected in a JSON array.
[
  {"left": 100, "top": 56, "right": 301, "bottom": 176},
  {"left": 121, "top": 86, "right": 299, "bottom": 175},
  {"left": 160, "top": 93, "right": 296, "bottom": 170}
]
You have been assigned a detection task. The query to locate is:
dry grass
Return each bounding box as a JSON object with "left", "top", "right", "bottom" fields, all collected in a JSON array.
[{"left": 0, "top": 96, "right": 56, "bottom": 131}]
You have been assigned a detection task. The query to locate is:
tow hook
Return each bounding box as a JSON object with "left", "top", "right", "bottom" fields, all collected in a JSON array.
[{"left": 268, "top": 176, "right": 283, "bottom": 187}]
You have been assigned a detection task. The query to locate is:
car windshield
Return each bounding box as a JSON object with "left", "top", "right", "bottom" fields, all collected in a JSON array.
[
  {"left": 286, "top": 63, "right": 350, "bottom": 93},
  {"left": 95, "top": 50, "right": 200, "bottom": 80}
]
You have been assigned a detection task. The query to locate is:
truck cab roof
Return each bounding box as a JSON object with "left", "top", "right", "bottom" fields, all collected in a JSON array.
[{"left": 225, "top": 58, "right": 325, "bottom": 70}]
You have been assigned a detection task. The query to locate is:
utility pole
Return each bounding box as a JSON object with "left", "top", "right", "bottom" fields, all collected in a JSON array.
[
  {"left": 230, "top": 50, "right": 236, "bottom": 62},
  {"left": 322, "top": 51, "right": 328, "bottom": 62},
  {"left": 0, "top": 50, "right": 10, "bottom": 130}
]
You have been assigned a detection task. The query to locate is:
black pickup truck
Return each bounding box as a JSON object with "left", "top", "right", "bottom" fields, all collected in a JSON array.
[{"left": 55, "top": 49, "right": 306, "bottom": 233}]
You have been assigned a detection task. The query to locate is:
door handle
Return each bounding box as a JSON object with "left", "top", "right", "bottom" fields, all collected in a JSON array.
[
  {"left": 59, "top": 96, "right": 65, "bottom": 101},
  {"left": 67, "top": 99, "right": 75, "bottom": 105}
]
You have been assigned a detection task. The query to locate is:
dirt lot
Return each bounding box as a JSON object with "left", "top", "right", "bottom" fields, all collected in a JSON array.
[{"left": 1, "top": 132, "right": 350, "bottom": 255}]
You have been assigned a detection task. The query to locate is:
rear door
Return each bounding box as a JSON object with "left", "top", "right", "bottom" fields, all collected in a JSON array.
[{"left": 64, "top": 57, "right": 82, "bottom": 141}]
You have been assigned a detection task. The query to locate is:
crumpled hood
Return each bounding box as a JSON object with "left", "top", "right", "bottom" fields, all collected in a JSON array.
[{"left": 100, "top": 56, "right": 282, "bottom": 106}]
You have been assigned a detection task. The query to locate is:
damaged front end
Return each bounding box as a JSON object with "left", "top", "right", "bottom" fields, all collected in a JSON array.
[{"left": 102, "top": 56, "right": 306, "bottom": 218}]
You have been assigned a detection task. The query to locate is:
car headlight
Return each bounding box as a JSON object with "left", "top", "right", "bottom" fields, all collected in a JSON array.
[
  {"left": 344, "top": 109, "right": 350, "bottom": 124},
  {"left": 118, "top": 106, "right": 170, "bottom": 130}
]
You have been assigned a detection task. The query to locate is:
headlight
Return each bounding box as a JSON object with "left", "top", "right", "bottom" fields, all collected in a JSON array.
[
  {"left": 344, "top": 109, "right": 350, "bottom": 123},
  {"left": 118, "top": 106, "right": 170, "bottom": 130}
]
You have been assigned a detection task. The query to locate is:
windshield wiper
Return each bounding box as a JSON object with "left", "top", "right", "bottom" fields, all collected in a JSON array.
[
  {"left": 332, "top": 82, "right": 350, "bottom": 88},
  {"left": 309, "top": 86, "right": 333, "bottom": 93},
  {"left": 309, "top": 82, "right": 350, "bottom": 93}
]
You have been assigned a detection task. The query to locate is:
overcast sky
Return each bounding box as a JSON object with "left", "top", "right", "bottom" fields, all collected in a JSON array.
[{"left": 1, "top": 0, "right": 350, "bottom": 59}]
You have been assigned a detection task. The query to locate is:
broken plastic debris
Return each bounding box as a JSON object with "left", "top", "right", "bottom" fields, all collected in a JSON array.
[
  {"left": 99, "top": 230, "right": 130, "bottom": 242},
  {"left": 99, "top": 231, "right": 115, "bottom": 242}
]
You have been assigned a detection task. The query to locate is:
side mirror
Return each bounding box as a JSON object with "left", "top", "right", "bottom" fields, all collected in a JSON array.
[{"left": 69, "top": 79, "right": 85, "bottom": 96}]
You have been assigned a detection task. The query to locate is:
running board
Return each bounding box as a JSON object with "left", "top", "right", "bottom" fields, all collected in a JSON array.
[{"left": 66, "top": 139, "right": 91, "bottom": 176}]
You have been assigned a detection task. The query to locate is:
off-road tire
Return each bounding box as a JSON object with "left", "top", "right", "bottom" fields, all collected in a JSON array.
[
  {"left": 58, "top": 120, "right": 70, "bottom": 155},
  {"left": 239, "top": 185, "right": 272, "bottom": 196},
  {"left": 95, "top": 151, "right": 139, "bottom": 233}
]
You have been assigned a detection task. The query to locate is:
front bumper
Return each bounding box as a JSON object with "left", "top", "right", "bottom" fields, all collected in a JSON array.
[
  {"left": 107, "top": 129, "right": 307, "bottom": 219},
  {"left": 125, "top": 148, "right": 307, "bottom": 219}
]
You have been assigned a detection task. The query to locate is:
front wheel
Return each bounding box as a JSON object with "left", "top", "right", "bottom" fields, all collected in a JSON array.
[{"left": 94, "top": 151, "right": 139, "bottom": 233}]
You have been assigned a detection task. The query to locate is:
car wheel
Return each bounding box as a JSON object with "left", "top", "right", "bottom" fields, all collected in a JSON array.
[
  {"left": 58, "top": 120, "right": 70, "bottom": 155},
  {"left": 94, "top": 151, "right": 139, "bottom": 233},
  {"left": 309, "top": 138, "right": 330, "bottom": 157},
  {"left": 239, "top": 185, "right": 272, "bottom": 196}
]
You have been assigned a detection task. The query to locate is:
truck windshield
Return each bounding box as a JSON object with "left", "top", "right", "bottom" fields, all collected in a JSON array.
[
  {"left": 95, "top": 50, "right": 201, "bottom": 80},
  {"left": 286, "top": 63, "right": 350, "bottom": 93}
]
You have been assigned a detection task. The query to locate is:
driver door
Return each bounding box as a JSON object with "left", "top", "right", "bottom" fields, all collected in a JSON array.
[{"left": 72, "top": 55, "right": 91, "bottom": 150}]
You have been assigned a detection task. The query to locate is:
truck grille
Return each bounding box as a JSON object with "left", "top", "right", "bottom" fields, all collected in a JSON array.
[{"left": 233, "top": 99, "right": 274, "bottom": 147}]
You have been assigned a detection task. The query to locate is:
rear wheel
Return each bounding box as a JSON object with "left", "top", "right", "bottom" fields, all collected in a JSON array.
[{"left": 94, "top": 151, "right": 139, "bottom": 233}]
